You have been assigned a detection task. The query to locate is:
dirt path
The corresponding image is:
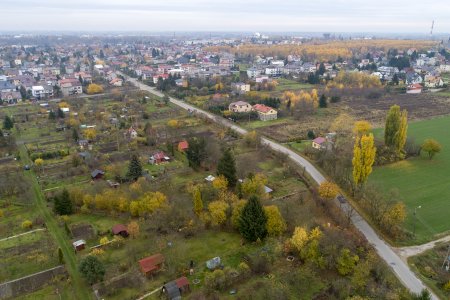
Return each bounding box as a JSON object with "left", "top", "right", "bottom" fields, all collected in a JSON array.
[
  {"left": 0, "top": 228, "right": 46, "bottom": 242},
  {"left": 18, "top": 144, "right": 93, "bottom": 300},
  {"left": 135, "top": 286, "right": 162, "bottom": 300},
  {"left": 396, "top": 235, "right": 450, "bottom": 258}
]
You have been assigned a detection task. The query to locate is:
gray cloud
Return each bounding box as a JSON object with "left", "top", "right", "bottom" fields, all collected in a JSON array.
[{"left": 0, "top": 0, "right": 449, "bottom": 33}]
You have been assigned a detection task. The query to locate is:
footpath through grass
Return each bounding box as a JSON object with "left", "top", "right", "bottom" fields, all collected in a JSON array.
[
  {"left": 19, "top": 144, "right": 93, "bottom": 300},
  {"left": 370, "top": 116, "right": 450, "bottom": 244}
]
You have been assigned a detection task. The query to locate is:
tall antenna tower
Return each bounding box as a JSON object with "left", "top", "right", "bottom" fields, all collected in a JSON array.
[{"left": 430, "top": 20, "right": 435, "bottom": 37}]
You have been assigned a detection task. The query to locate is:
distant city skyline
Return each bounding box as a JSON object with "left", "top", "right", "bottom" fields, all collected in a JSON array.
[{"left": 1, "top": 0, "right": 450, "bottom": 33}]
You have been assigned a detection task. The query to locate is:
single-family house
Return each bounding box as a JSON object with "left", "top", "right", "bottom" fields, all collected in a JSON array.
[
  {"left": 58, "top": 78, "right": 82, "bottom": 96},
  {"left": 406, "top": 83, "right": 423, "bottom": 94},
  {"left": 139, "top": 253, "right": 165, "bottom": 277},
  {"left": 153, "top": 74, "right": 170, "bottom": 84},
  {"left": 424, "top": 75, "right": 444, "bottom": 88},
  {"left": 149, "top": 151, "right": 170, "bottom": 165},
  {"left": 405, "top": 72, "right": 423, "bottom": 85},
  {"left": 229, "top": 101, "right": 252, "bottom": 113},
  {"left": 252, "top": 104, "right": 277, "bottom": 121},
  {"left": 231, "top": 82, "right": 250, "bottom": 94},
  {"left": 109, "top": 78, "right": 123, "bottom": 86},
  {"left": 112, "top": 224, "right": 129, "bottom": 237},
  {"left": 247, "top": 67, "right": 262, "bottom": 79},
  {"left": 312, "top": 137, "right": 326, "bottom": 150},
  {"left": 0, "top": 91, "right": 21, "bottom": 104}
]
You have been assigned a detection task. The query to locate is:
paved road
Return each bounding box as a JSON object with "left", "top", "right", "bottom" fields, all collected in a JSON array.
[{"left": 121, "top": 73, "right": 438, "bottom": 299}]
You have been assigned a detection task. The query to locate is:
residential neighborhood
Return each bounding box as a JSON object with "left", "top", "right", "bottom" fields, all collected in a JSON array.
[{"left": 0, "top": 2, "right": 450, "bottom": 300}]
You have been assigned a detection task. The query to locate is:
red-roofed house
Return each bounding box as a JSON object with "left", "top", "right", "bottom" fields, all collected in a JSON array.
[
  {"left": 178, "top": 140, "right": 189, "bottom": 152},
  {"left": 252, "top": 104, "right": 277, "bottom": 121},
  {"left": 149, "top": 151, "right": 170, "bottom": 165},
  {"left": 406, "top": 83, "right": 423, "bottom": 94},
  {"left": 139, "top": 253, "right": 165, "bottom": 276},
  {"left": 153, "top": 73, "right": 170, "bottom": 84},
  {"left": 109, "top": 78, "right": 123, "bottom": 86},
  {"left": 312, "top": 137, "right": 326, "bottom": 150}
]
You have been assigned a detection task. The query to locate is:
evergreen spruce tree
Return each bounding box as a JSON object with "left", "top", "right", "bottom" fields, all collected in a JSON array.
[
  {"left": 48, "top": 111, "right": 56, "bottom": 120},
  {"left": 126, "top": 154, "right": 142, "bottom": 181},
  {"left": 238, "top": 196, "right": 268, "bottom": 242},
  {"left": 54, "top": 189, "right": 73, "bottom": 215},
  {"left": 319, "top": 94, "right": 327, "bottom": 108},
  {"left": 186, "top": 137, "right": 207, "bottom": 169},
  {"left": 217, "top": 148, "right": 237, "bottom": 187},
  {"left": 3, "top": 116, "right": 13, "bottom": 130},
  {"left": 57, "top": 108, "right": 65, "bottom": 119},
  {"left": 58, "top": 247, "right": 64, "bottom": 264},
  {"left": 72, "top": 128, "right": 79, "bottom": 142}
]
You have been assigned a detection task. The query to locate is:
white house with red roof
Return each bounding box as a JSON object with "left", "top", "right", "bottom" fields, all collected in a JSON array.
[
  {"left": 252, "top": 104, "right": 277, "bottom": 121},
  {"left": 153, "top": 73, "right": 170, "bottom": 84},
  {"left": 312, "top": 137, "right": 326, "bottom": 150}
]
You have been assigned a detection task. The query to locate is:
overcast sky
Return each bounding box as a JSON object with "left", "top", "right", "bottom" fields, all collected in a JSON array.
[{"left": 1, "top": 0, "right": 449, "bottom": 33}]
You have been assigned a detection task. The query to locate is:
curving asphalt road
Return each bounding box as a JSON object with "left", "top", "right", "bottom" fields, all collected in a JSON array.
[{"left": 120, "top": 73, "right": 438, "bottom": 299}]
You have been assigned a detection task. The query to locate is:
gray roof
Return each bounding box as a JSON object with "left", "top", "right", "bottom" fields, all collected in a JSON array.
[
  {"left": 0, "top": 81, "right": 15, "bottom": 91},
  {"left": 163, "top": 282, "right": 181, "bottom": 300}
]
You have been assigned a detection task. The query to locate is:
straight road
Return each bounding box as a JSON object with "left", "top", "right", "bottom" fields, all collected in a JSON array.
[{"left": 120, "top": 73, "right": 438, "bottom": 299}]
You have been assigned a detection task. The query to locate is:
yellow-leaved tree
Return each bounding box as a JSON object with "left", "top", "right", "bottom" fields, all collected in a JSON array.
[
  {"left": 353, "top": 121, "right": 372, "bottom": 136},
  {"left": 84, "top": 128, "right": 97, "bottom": 140},
  {"left": 264, "top": 205, "right": 287, "bottom": 236},
  {"left": 241, "top": 173, "right": 268, "bottom": 199},
  {"left": 127, "top": 221, "right": 140, "bottom": 239},
  {"left": 208, "top": 201, "right": 229, "bottom": 226},
  {"left": 318, "top": 181, "right": 340, "bottom": 200},
  {"left": 212, "top": 175, "right": 228, "bottom": 191},
  {"left": 231, "top": 200, "right": 247, "bottom": 229},
  {"left": 87, "top": 83, "right": 103, "bottom": 94},
  {"left": 191, "top": 185, "right": 203, "bottom": 216},
  {"left": 352, "top": 133, "right": 376, "bottom": 187}
]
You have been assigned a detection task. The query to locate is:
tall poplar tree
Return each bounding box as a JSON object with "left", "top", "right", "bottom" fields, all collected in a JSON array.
[
  {"left": 352, "top": 134, "right": 376, "bottom": 186},
  {"left": 384, "top": 105, "right": 408, "bottom": 154}
]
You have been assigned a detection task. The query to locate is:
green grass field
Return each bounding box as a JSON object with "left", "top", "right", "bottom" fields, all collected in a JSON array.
[
  {"left": 275, "top": 78, "right": 314, "bottom": 92},
  {"left": 370, "top": 116, "right": 450, "bottom": 243}
]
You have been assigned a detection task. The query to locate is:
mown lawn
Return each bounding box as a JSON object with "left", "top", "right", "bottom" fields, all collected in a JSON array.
[
  {"left": 370, "top": 116, "right": 450, "bottom": 243},
  {"left": 275, "top": 78, "right": 315, "bottom": 92}
]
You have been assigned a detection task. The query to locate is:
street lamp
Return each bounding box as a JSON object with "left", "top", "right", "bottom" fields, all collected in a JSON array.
[{"left": 413, "top": 205, "right": 421, "bottom": 238}]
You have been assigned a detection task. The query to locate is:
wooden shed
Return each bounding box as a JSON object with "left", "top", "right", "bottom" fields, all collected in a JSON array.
[
  {"left": 112, "top": 224, "right": 129, "bottom": 237},
  {"left": 139, "top": 253, "right": 165, "bottom": 277}
]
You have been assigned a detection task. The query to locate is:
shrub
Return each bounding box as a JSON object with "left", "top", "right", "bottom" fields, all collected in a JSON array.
[
  {"left": 205, "top": 269, "right": 226, "bottom": 291},
  {"left": 22, "top": 220, "right": 33, "bottom": 229},
  {"left": 444, "top": 280, "right": 450, "bottom": 291},
  {"left": 330, "top": 95, "right": 341, "bottom": 103},
  {"left": 79, "top": 255, "right": 105, "bottom": 284}
]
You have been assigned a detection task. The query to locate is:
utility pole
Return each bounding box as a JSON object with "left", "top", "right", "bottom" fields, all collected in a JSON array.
[{"left": 412, "top": 205, "right": 421, "bottom": 238}]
